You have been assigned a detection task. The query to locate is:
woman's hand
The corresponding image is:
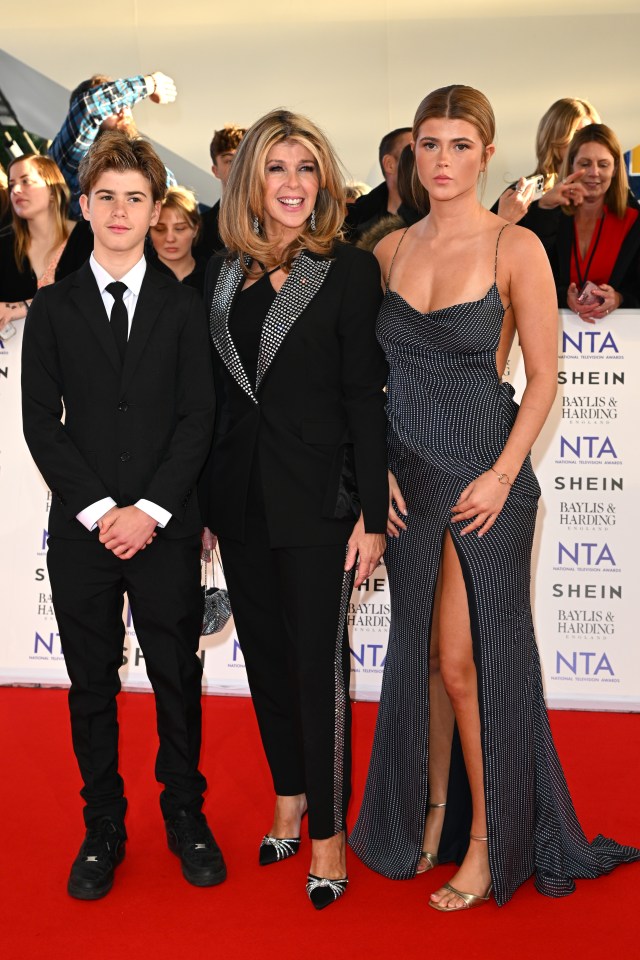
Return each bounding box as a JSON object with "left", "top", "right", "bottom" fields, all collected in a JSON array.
[
  {"left": 345, "top": 515, "right": 386, "bottom": 588},
  {"left": 0, "top": 301, "right": 26, "bottom": 330},
  {"left": 387, "top": 469, "right": 408, "bottom": 537},
  {"left": 201, "top": 526, "right": 217, "bottom": 561},
  {"left": 497, "top": 177, "right": 536, "bottom": 224},
  {"left": 538, "top": 170, "right": 586, "bottom": 210},
  {"left": 567, "top": 283, "right": 621, "bottom": 324},
  {"left": 450, "top": 470, "right": 511, "bottom": 537}
]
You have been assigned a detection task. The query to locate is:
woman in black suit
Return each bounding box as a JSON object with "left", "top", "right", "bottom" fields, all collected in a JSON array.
[{"left": 201, "top": 109, "right": 388, "bottom": 909}]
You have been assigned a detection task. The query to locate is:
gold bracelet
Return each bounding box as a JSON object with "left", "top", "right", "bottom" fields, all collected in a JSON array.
[{"left": 490, "top": 466, "right": 512, "bottom": 486}]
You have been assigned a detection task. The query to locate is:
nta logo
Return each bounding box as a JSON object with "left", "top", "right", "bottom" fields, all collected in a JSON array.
[
  {"left": 559, "top": 436, "right": 617, "bottom": 459},
  {"left": 557, "top": 542, "right": 616, "bottom": 566},
  {"left": 562, "top": 330, "right": 619, "bottom": 354}
]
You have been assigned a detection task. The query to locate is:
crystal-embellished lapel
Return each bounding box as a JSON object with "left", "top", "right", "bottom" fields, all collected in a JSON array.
[
  {"left": 255, "top": 252, "right": 332, "bottom": 391},
  {"left": 208, "top": 256, "right": 258, "bottom": 404}
]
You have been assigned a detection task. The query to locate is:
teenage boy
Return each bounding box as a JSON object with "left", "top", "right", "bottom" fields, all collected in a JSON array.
[
  {"left": 21, "top": 131, "right": 223, "bottom": 900},
  {"left": 196, "top": 124, "right": 246, "bottom": 257}
]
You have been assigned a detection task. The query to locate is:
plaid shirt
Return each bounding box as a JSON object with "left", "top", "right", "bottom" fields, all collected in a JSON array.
[{"left": 49, "top": 75, "right": 176, "bottom": 219}]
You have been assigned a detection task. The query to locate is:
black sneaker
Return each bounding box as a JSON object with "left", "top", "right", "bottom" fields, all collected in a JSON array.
[
  {"left": 67, "top": 818, "right": 126, "bottom": 900},
  {"left": 165, "top": 810, "right": 227, "bottom": 887}
]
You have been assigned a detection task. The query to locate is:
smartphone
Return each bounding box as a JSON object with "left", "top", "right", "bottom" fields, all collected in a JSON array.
[
  {"left": 519, "top": 174, "right": 545, "bottom": 201},
  {"left": 577, "top": 281, "right": 605, "bottom": 306}
]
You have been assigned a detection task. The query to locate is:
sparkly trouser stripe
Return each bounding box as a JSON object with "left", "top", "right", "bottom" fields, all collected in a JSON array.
[{"left": 333, "top": 560, "right": 354, "bottom": 834}]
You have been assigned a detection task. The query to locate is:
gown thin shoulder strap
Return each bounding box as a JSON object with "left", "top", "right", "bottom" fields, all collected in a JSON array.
[
  {"left": 494, "top": 223, "right": 513, "bottom": 314},
  {"left": 386, "top": 228, "right": 410, "bottom": 289},
  {"left": 494, "top": 223, "right": 512, "bottom": 282}
]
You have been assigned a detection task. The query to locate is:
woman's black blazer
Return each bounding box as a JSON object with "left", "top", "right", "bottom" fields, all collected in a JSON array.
[{"left": 200, "top": 241, "right": 389, "bottom": 548}]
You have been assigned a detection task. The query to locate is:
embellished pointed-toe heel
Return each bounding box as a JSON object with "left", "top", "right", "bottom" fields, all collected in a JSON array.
[
  {"left": 306, "top": 873, "right": 348, "bottom": 910},
  {"left": 428, "top": 834, "right": 492, "bottom": 912},
  {"left": 258, "top": 835, "right": 301, "bottom": 866},
  {"left": 416, "top": 801, "right": 447, "bottom": 875}
]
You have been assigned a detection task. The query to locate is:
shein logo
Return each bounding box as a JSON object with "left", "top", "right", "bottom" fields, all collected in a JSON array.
[
  {"left": 557, "top": 542, "right": 616, "bottom": 566},
  {"left": 559, "top": 436, "right": 617, "bottom": 459},
  {"left": 555, "top": 651, "right": 614, "bottom": 676},
  {"left": 562, "top": 330, "right": 619, "bottom": 354}
]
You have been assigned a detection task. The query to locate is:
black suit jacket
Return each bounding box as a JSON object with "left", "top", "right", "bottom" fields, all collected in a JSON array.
[
  {"left": 22, "top": 260, "right": 215, "bottom": 540},
  {"left": 201, "top": 242, "right": 388, "bottom": 548}
]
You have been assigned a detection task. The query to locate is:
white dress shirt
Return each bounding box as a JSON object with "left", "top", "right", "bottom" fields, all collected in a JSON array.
[{"left": 75, "top": 254, "right": 172, "bottom": 532}]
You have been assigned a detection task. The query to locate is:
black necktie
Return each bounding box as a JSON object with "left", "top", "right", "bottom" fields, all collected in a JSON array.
[{"left": 106, "top": 281, "right": 129, "bottom": 362}]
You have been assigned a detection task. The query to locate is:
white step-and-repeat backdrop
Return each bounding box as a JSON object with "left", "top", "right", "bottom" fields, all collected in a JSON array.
[{"left": 1, "top": 311, "right": 637, "bottom": 711}]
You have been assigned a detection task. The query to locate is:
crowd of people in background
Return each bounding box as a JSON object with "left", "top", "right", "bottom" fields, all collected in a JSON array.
[{"left": 1, "top": 72, "right": 639, "bottom": 332}]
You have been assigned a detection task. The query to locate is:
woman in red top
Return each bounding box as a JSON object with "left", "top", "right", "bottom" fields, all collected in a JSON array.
[{"left": 547, "top": 124, "right": 640, "bottom": 321}]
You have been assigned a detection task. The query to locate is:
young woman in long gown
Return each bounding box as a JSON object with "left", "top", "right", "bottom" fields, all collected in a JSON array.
[{"left": 349, "top": 85, "right": 639, "bottom": 909}]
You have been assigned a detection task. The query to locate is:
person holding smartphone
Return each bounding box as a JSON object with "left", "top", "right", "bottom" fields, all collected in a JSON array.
[
  {"left": 543, "top": 123, "right": 640, "bottom": 322},
  {"left": 492, "top": 97, "right": 599, "bottom": 226}
]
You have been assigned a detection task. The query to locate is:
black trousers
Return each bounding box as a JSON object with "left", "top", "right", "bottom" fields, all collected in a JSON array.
[
  {"left": 219, "top": 517, "right": 354, "bottom": 839},
  {"left": 47, "top": 535, "right": 207, "bottom": 827}
]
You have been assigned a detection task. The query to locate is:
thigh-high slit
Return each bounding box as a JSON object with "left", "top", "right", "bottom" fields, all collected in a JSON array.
[{"left": 349, "top": 447, "right": 639, "bottom": 904}]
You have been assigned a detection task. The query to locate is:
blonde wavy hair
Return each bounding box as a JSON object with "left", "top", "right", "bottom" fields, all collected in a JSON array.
[
  {"left": 534, "top": 98, "right": 600, "bottom": 188},
  {"left": 218, "top": 108, "right": 345, "bottom": 273},
  {"left": 7, "top": 155, "right": 70, "bottom": 272}
]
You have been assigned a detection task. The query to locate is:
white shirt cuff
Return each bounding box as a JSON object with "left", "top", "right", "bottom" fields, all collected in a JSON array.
[
  {"left": 76, "top": 497, "right": 117, "bottom": 532},
  {"left": 135, "top": 499, "right": 171, "bottom": 528}
]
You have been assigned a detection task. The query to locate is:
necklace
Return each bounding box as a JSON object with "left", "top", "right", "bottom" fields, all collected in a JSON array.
[{"left": 254, "top": 261, "right": 284, "bottom": 276}]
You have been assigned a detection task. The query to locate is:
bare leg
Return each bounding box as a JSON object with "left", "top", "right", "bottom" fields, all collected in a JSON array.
[
  {"left": 429, "top": 531, "right": 491, "bottom": 909},
  {"left": 269, "top": 793, "right": 307, "bottom": 838},
  {"left": 418, "top": 566, "right": 455, "bottom": 870},
  {"left": 310, "top": 831, "right": 347, "bottom": 879}
]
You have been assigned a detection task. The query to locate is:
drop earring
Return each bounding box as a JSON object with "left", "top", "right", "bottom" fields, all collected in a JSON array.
[
  {"left": 310, "top": 209, "right": 317, "bottom": 232},
  {"left": 252, "top": 215, "right": 260, "bottom": 235}
]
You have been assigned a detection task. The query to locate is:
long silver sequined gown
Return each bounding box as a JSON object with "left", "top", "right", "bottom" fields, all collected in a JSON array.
[{"left": 349, "top": 228, "right": 639, "bottom": 904}]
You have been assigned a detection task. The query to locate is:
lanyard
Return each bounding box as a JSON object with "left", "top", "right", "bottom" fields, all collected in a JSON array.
[{"left": 572, "top": 213, "right": 605, "bottom": 288}]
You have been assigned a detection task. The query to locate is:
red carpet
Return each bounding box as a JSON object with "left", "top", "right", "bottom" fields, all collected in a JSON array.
[{"left": 1, "top": 687, "right": 637, "bottom": 960}]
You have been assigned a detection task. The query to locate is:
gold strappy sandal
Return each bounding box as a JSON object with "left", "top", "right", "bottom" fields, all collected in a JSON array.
[
  {"left": 416, "top": 801, "right": 446, "bottom": 875},
  {"left": 428, "top": 834, "right": 493, "bottom": 911}
]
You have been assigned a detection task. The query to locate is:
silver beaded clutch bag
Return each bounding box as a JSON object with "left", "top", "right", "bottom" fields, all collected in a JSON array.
[{"left": 201, "top": 557, "right": 232, "bottom": 635}]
